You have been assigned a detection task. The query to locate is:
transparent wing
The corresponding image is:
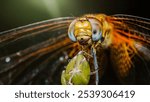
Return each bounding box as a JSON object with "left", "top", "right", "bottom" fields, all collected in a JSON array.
[
  {"left": 0, "top": 17, "right": 75, "bottom": 84},
  {"left": 108, "top": 14, "right": 150, "bottom": 84}
]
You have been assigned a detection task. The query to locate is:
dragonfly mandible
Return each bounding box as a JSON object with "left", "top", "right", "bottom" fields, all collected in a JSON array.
[{"left": 0, "top": 14, "right": 150, "bottom": 85}]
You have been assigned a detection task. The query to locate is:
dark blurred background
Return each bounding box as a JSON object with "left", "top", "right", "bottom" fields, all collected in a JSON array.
[{"left": 0, "top": 0, "right": 149, "bottom": 32}]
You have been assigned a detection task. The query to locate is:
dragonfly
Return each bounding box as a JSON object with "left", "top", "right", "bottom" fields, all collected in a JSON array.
[{"left": 0, "top": 14, "right": 149, "bottom": 85}]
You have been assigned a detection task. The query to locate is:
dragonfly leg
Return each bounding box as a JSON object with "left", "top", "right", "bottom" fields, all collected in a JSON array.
[
  {"left": 91, "top": 48, "right": 99, "bottom": 85},
  {"left": 68, "top": 43, "right": 79, "bottom": 57},
  {"left": 90, "top": 68, "right": 99, "bottom": 75}
]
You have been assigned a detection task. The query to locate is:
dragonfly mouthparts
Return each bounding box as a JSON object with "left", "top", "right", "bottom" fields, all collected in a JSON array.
[
  {"left": 76, "top": 35, "right": 91, "bottom": 45},
  {"left": 78, "top": 37, "right": 91, "bottom": 45}
]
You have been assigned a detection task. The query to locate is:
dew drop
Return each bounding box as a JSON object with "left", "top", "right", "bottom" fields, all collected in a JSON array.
[
  {"left": 59, "top": 56, "right": 64, "bottom": 61},
  {"left": 5, "top": 57, "right": 11, "bottom": 63},
  {"left": 16, "top": 52, "right": 21, "bottom": 56},
  {"left": 65, "top": 55, "right": 69, "bottom": 60}
]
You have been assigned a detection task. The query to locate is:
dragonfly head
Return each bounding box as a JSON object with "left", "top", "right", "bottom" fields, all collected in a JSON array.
[{"left": 68, "top": 17, "right": 103, "bottom": 45}]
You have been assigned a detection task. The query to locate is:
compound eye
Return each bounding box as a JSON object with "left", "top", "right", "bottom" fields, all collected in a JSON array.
[
  {"left": 68, "top": 20, "right": 77, "bottom": 42},
  {"left": 89, "top": 19, "right": 102, "bottom": 41}
]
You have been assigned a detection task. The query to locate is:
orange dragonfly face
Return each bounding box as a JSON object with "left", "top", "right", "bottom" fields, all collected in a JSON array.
[{"left": 0, "top": 14, "right": 150, "bottom": 85}]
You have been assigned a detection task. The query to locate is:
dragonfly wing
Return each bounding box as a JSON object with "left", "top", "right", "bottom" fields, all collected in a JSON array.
[
  {"left": 0, "top": 17, "right": 76, "bottom": 84},
  {"left": 110, "top": 43, "right": 136, "bottom": 84},
  {"left": 109, "top": 14, "right": 150, "bottom": 84},
  {"left": 112, "top": 14, "right": 150, "bottom": 36}
]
